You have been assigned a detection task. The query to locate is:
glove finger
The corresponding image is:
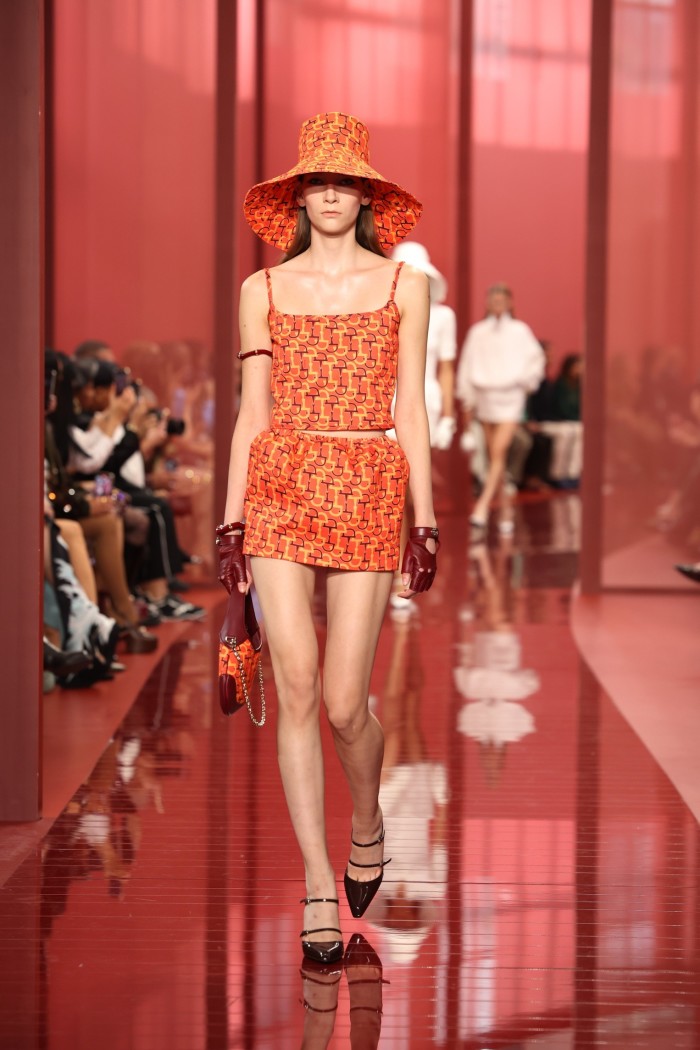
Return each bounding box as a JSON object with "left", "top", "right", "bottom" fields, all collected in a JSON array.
[
  {"left": 409, "top": 570, "right": 428, "bottom": 593},
  {"left": 401, "top": 549, "right": 416, "bottom": 578},
  {"left": 231, "top": 556, "right": 247, "bottom": 586}
]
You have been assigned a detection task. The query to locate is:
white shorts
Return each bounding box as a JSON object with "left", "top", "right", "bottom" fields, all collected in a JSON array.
[{"left": 474, "top": 385, "right": 526, "bottom": 424}]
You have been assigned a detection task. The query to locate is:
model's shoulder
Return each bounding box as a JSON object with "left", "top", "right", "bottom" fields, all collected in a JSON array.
[
  {"left": 240, "top": 268, "right": 269, "bottom": 297},
  {"left": 396, "top": 262, "right": 429, "bottom": 294},
  {"left": 510, "top": 318, "right": 536, "bottom": 337},
  {"left": 469, "top": 316, "right": 490, "bottom": 333}
]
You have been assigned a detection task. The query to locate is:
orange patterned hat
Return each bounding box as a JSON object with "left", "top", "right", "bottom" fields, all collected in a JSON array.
[{"left": 243, "top": 112, "right": 422, "bottom": 252}]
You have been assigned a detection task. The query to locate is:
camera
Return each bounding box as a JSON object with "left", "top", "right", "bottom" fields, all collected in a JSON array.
[
  {"left": 147, "top": 407, "right": 186, "bottom": 436},
  {"left": 114, "top": 367, "right": 141, "bottom": 397}
]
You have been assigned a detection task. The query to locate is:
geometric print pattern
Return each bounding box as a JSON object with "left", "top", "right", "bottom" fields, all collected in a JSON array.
[
  {"left": 243, "top": 112, "right": 422, "bottom": 252},
  {"left": 243, "top": 429, "right": 409, "bottom": 571},
  {"left": 267, "top": 262, "right": 404, "bottom": 431}
]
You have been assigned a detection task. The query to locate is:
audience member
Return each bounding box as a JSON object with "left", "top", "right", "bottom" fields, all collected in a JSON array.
[
  {"left": 539, "top": 353, "right": 583, "bottom": 488},
  {"left": 44, "top": 352, "right": 157, "bottom": 652}
]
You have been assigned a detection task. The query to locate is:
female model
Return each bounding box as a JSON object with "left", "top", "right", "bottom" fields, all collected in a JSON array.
[
  {"left": 456, "top": 283, "right": 544, "bottom": 532},
  {"left": 217, "top": 113, "right": 439, "bottom": 966}
]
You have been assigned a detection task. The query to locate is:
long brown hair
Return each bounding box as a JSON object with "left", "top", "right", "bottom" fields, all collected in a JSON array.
[{"left": 282, "top": 192, "right": 386, "bottom": 262}]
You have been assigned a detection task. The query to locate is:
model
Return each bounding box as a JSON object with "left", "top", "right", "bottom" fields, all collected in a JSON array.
[
  {"left": 217, "top": 113, "right": 438, "bottom": 966},
  {"left": 456, "top": 283, "right": 544, "bottom": 532}
]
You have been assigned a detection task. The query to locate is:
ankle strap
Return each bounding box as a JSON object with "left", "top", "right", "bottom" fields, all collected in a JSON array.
[
  {"left": 347, "top": 857, "right": 392, "bottom": 870},
  {"left": 300, "top": 896, "right": 339, "bottom": 905},
  {"left": 350, "top": 826, "right": 385, "bottom": 849}
]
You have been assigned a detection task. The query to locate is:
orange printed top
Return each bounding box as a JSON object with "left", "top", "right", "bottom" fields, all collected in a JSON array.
[{"left": 265, "top": 261, "right": 404, "bottom": 430}]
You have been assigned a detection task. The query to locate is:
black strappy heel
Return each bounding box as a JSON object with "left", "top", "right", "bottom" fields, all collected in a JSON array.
[
  {"left": 299, "top": 896, "right": 344, "bottom": 965},
  {"left": 344, "top": 827, "right": 392, "bottom": 918}
]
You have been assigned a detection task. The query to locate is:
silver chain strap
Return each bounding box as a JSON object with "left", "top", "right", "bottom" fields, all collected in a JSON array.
[{"left": 230, "top": 640, "right": 266, "bottom": 727}]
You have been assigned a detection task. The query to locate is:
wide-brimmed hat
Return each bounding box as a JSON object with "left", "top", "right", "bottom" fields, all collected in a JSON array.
[
  {"left": 391, "top": 241, "right": 447, "bottom": 303},
  {"left": 243, "top": 112, "right": 422, "bottom": 252}
]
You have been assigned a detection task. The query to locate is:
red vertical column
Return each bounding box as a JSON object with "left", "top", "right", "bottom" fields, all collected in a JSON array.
[
  {"left": 0, "top": 1, "right": 44, "bottom": 820},
  {"left": 455, "top": 0, "right": 473, "bottom": 338},
  {"left": 580, "top": 0, "right": 613, "bottom": 595}
]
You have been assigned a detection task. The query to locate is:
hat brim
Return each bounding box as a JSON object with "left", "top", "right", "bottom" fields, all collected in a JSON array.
[{"left": 244, "top": 157, "right": 422, "bottom": 253}]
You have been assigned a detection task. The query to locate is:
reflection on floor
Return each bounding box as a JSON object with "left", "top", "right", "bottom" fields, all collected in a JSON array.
[{"left": 1, "top": 492, "right": 698, "bottom": 1049}]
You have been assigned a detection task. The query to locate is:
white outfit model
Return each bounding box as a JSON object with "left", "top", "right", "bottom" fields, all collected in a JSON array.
[
  {"left": 392, "top": 242, "right": 457, "bottom": 448},
  {"left": 425, "top": 303, "right": 457, "bottom": 442},
  {"left": 456, "top": 313, "right": 544, "bottom": 423}
]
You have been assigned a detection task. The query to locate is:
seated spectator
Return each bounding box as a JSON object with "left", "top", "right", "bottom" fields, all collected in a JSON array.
[
  {"left": 64, "top": 354, "right": 203, "bottom": 621},
  {"left": 44, "top": 514, "right": 120, "bottom": 688},
  {"left": 653, "top": 383, "right": 700, "bottom": 546},
  {"left": 521, "top": 340, "right": 555, "bottom": 490},
  {"left": 73, "top": 338, "right": 116, "bottom": 364},
  {"left": 538, "top": 353, "right": 583, "bottom": 489},
  {"left": 100, "top": 390, "right": 205, "bottom": 622},
  {"left": 45, "top": 350, "right": 157, "bottom": 653}
]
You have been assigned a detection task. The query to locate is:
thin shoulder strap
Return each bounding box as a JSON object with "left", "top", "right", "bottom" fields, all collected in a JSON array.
[
  {"left": 263, "top": 268, "right": 274, "bottom": 309},
  {"left": 389, "top": 260, "right": 405, "bottom": 302}
]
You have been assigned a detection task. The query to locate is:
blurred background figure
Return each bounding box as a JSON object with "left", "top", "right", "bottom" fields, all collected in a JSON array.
[
  {"left": 539, "top": 353, "right": 584, "bottom": 489},
  {"left": 456, "top": 283, "right": 545, "bottom": 533},
  {"left": 391, "top": 241, "right": 457, "bottom": 450},
  {"left": 455, "top": 541, "right": 538, "bottom": 787}
]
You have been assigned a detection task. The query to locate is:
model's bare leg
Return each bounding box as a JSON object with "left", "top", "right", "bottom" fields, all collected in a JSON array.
[
  {"left": 324, "top": 569, "right": 394, "bottom": 880},
  {"left": 249, "top": 557, "right": 338, "bottom": 945},
  {"left": 471, "top": 421, "right": 518, "bottom": 523}
]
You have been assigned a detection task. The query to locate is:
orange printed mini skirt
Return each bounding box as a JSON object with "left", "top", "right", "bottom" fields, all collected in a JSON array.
[{"left": 243, "top": 429, "right": 409, "bottom": 571}]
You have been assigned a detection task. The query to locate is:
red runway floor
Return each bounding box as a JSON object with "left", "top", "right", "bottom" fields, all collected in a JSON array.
[{"left": 1, "top": 495, "right": 699, "bottom": 1049}]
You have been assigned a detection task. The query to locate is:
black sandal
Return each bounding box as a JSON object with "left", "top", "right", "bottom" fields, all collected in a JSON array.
[
  {"left": 299, "top": 896, "right": 344, "bottom": 965},
  {"left": 344, "top": 827, "right": 392, "bottom": 918}
]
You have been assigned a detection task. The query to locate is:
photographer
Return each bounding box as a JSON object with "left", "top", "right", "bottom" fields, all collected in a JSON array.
[
  {"left": 67, "top": 360, "right": 139, "bottom": 476},
  {"left": 98, "top": 385, "right": 204, "bottom": 623},
  {"left": 45, "top": 350, "right": 157, "bottom": 654}
]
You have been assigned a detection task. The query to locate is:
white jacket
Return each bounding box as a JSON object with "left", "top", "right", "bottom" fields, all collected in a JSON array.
[{"left": 456, "top": 313, "right": 544, "bottom": 409}]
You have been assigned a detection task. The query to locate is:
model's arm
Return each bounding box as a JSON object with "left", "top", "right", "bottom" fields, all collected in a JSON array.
[
  {"left": 437, "top": 307, "right": 457, "bottom": 420},
  {"left": 223, "top": 271, "right": 273, "bottom": 523},
  {"left": 393, "top": 266, "right": 435, "bottom": 527}
]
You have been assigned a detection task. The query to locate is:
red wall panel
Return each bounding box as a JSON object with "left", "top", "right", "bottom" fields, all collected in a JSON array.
[
  {"left": 471, "top": 0, "right": 591, "bottom": 356},
  {"left": 51, "top": 0, "right": 216, "bottom": 357},
  {"left": 601, "top": 0, "right": 700, "bottom": 585}
]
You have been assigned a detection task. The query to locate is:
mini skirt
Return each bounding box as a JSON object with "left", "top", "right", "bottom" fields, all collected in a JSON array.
[
  {"left": 243, "top": 429, "right": 410, "bottom": 571},
  {"left": 474, "top": 385, "right": 528, "bottom": 424}
]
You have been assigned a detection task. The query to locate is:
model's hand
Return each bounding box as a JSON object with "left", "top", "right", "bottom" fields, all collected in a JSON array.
[
  {"left": 433, "top": 416, "right": 456, "bottom": 450},
  {"left": 216, "top": 531, "right": 249, "bottom": 594},
  {"left": 459, "top": 429, "right": 477, "bottom": 453},
  {"left": 398, "top": 526, "right": 440, "bottom": 597}
]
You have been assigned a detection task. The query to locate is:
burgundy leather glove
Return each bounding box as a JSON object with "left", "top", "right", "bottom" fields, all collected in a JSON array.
[
  {"left": 216, "top": 529, "right": 247, "bottom": 593},
  {"left": 401, "top": 526, "right": 440, "bottom": 594}
]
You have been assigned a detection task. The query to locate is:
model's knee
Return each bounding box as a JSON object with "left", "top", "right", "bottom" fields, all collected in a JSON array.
[
  {"left": 277, "top": 665, "right": 319, "bottom": 721},
  {"left": 325, "top": 692, "right": 369, "bottom": 740}
]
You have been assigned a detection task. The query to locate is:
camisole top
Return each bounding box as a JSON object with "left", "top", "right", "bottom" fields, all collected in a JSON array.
[{"left": 265, "top": 261, "right": 404, "bottom": 431}]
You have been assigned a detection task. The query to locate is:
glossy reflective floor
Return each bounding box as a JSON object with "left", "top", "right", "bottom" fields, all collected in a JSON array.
[{"left": 1, "top": 490, "right": 699, "bottom": 1049}]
